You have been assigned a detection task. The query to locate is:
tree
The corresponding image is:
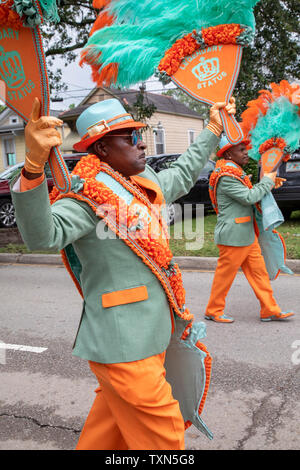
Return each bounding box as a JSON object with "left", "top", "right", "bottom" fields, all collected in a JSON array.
[
  {"left": 235, "top": 0, "right": 300, "bottom": 118},
  {"left": 42, "top": 0, "right": 96, "bottom": 96}
]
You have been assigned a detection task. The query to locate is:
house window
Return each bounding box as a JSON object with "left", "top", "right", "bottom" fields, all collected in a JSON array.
[
  {"left": 188, "top": 130, "right": 196, "bottom": 145},
  {"left": 9, "top": 116, "right": 19, "bottom": 125},
  {"left": 154, "top": 126, "right": 165, "bottom": 154},
  {"left": 3, "top": 137, "right": 16, "bottom": 167}
]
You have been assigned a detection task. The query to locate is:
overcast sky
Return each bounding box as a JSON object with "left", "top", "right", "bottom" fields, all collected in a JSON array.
[{"left": 50, "top": 54, "right": 176, "bottom": 111}]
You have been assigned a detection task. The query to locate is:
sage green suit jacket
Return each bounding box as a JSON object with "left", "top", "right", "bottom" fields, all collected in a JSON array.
[
  {"left": 11, "top": 129, "right": 219, "bottom": 364},
  {"left": 214, "top": 164, "right": 274, "bottom": 247}
]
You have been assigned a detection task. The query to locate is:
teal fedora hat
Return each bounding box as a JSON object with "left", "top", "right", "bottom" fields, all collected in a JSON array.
[
  {"left": 217, "top": 132, "right": 250, "bottom": 158},
  {"left": 73, "top": 99, "right": 146, "bottom": 152}
]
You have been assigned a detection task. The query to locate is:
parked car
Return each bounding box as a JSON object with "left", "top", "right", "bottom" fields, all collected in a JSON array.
[
  {"left": 0, "top": 153, "right": 86, "bottom": 228},
  {"left": 271, "top": 149, "right": 300, "bottom": 219},
  {"left": 146, "top": 153, "right": 216, "bottom": 224}
]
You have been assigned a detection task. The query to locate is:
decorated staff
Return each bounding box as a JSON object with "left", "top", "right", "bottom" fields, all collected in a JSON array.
[
  {"left": 0, "top": 0, "right": 71, "bottom": 193},
  {"left": 80, "top": 0, "right": 261, "bottom": 144}
]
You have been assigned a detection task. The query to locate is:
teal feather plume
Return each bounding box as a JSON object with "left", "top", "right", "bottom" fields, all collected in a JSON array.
[
  {"left": 248, "top": 97, "right": 300, "bottom": 161},
  {"left": 82, "top": 0, "right": 261, "bottom": 87}
]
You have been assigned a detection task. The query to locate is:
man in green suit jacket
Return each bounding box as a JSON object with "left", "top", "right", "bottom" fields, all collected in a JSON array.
[
  {"left": 11, "top": 97, "right": 234, "bottom": 450},
  {"left": 205, "top": 135, "right": 295, "bottom": 324}
]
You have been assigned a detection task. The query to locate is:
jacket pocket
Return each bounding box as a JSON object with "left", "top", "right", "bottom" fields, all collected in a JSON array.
[
  {"left": 235, "top": 216, "right": 251, "bottom": 224},
  {"left": 102, "top": 285, "right": 148, "bottom": 308}
]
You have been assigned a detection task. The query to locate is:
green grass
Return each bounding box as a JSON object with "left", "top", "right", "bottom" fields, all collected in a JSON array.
[
  {"left": 1, "top": 210, "right": 300, "bottom": 258},
  {"left": 169, "top": 210, "right": 300, "bottom": 259}
]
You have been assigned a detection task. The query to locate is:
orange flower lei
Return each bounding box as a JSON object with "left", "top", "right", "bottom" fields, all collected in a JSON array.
[
  {"left": 209, "top": 159, "right": 253, "bottom": 214},
  {"left": 50, "top": 154, "right": 193, "bottom": 329},
  {"left": 158, "top": 32, "right": 199, "bottom": 77},
  {"left": 0, "top": 0, "right": 24, "bottom": 29},
  {"left": 201, "top": 23, "right": 243, "bottom": 46},
  {"left": 259, "top": 137, "right": 290, "bottom": 162},
  {"left": 158, "top": 24, "right": 244, "bottom": 76}
]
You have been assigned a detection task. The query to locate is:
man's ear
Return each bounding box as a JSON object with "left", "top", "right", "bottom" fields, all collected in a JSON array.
[{"left": 94, "top": 139, "right": 108, "bottom": 158}]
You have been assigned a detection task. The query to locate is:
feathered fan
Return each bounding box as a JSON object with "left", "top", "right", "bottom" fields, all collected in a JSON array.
[
  {"left": 241, "top": 80, "right": 300, "bottom": 175},
  {"left": 80, "top": 0, "right": 261, "bottom": 145},
  {"left": 0, "top": 0, "right": 72, "bottom": 193}
]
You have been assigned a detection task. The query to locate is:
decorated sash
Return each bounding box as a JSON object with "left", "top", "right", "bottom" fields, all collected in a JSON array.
[
  {"left": 49, "top": 154, "right": 213, "bottom": 438},
  {"left": 209, "top": 159, "right": 292, "bottom": 280}
]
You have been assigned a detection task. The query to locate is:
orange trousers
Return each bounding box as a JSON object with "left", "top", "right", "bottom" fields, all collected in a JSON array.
[
  {"left": 76, "top": 352, "right": 185, "bottom": 450},
  {"left": 206, "top": 238, "right": 281, "bottom": 319}
]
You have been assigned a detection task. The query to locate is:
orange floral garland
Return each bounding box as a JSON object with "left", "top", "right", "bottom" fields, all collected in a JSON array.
[
  {"left": 201, "top": 23, "right": 243, "bottom": 46},
  {"left": 158, "top": 32, "right": 199, "bottom": 77},
  {"left": 0, "top": 0, "right": 24, "bottom": 29},
  {"left": 259, "top": 137, "right": 290, "bottom": 162},
  {"left": 50, "top": 154, "right": 193, "bottom": 327},
  {"left": 209, "top": 159, "right": 253, "bottom": 214},
  {"left": 158, "top": 23, "right": 244, "bottom": 76}
]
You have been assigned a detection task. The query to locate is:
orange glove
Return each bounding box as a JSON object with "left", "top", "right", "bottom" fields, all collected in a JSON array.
[
  {"left": 206, "top": 97, "right": 236, "bottom": 136},
  {"left": 274, "top": 177, "right": 286, "bottom": 189},
  {"left": 24, "top": 97, "right": 63, "bottom": 173}
]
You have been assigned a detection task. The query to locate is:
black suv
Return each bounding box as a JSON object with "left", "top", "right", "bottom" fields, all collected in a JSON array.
[
  {"left": 146, "top": 154, "right": 215, "bottom": 224},
  {"left": 272, "top": 150, "right": 300, "bottom": 219}
]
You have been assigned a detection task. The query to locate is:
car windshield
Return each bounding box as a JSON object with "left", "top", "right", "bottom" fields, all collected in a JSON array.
[{"left": 0, "top": 162, "right": 24, "bottom": 179}]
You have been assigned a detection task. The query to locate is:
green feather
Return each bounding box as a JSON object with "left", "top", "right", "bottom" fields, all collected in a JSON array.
[
  {"left": 248, "top": 98, "right": 300, "bottom": 161},
  {"left": 82, "top": 0, "right": 261, "bottom": 86}
]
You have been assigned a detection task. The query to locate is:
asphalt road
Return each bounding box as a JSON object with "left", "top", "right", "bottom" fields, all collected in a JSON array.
[{"left": 0, "top": 263, "right": 299, "bottom": 451}]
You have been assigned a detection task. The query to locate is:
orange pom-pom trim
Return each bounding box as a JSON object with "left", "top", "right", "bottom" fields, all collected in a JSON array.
[
  {"left": 259, "top": 137, "right": 286, "bottom": 155},
  {"left": 158, "top": 32, "right": 199, "bottom": 76},
  {"left": 201, "top": 23, "right": 243, "bottom": 46},
  {"left": 0, "top": 0, "right": 24, "bottom": 29},
  {"left": 158, "top": 24, "right": 244, "bottom": 76},
  {"left": 209, "top": 159, "right": 254, "bottom": 214}
]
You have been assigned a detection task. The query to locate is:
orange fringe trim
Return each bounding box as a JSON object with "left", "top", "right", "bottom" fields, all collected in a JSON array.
[
  {"left": 201, "top": 23, "right": 243, "bottom": 46},
  {"left": 158, "top": 32, "right": 199, "bottom": 76},
  {"left": 209, "top": 159, "right": 253, "bottom": 214},
  {"left": 184, "top": 340, "right": 212, "bottom": 430},
  {"left": 0, "top": 0, "right": 24, "bottom": 29},
  {"left": 158, "top": 24, "right": 244, "bottom": 76}
]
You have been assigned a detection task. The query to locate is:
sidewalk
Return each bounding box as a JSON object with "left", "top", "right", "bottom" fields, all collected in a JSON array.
[{"left": 1, "top": 252, "right": 300, "bottom": 273}]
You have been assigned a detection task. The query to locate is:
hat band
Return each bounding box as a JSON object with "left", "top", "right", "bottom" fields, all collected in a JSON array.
[{"left": 83, "top": 113, "right": 133, "bottom": 140}]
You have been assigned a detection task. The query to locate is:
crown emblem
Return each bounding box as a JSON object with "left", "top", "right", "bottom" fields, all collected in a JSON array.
[
  {"left": 192, "top": 56, "right": 219, "bottom": 82},
  {"left": 0, "top": 46, "right": 26, "bottom": 89}
]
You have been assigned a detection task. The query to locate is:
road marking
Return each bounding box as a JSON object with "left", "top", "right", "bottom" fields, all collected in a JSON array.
[{"left": 0, "top": 343, "right": 47, "bottom": 353}]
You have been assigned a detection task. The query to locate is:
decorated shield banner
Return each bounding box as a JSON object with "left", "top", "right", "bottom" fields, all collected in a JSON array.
[
  {"left": 172, "top": 44, "right": 244, "bottom": 145},
  {"left": 0, "top": 18, "right": 71, "bottom": 193}
]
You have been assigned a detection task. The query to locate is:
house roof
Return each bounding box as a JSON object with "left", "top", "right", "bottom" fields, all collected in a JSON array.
[{"left": 59, "top": 87, "right": 203, "bottom": 120}]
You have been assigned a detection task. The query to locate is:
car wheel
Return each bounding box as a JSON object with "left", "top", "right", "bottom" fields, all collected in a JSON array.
[{"left": 0, "top": 199, "right": 16, "bottom": 228}]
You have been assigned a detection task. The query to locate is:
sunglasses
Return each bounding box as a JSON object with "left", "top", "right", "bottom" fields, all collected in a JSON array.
[{"left": 106, "top": 130, "right": 143, "bottom": 146}]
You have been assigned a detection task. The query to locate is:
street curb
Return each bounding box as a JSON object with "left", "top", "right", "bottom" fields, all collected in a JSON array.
[{"left": 1, "top": 252, "right": 300, "bottom": 273}]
